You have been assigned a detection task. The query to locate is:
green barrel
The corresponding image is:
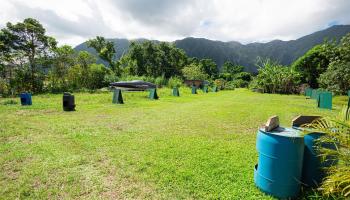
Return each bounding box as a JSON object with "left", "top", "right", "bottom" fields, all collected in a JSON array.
[
  {"left": 172, "top": 87, "right": 180, "bottom": 97},
  {"left": 318, "top": 92, "right": 332, "bottom": 110},
  {"left": 112, "top": 89, "right": 124, "bottom": 104},
  {"left": 311, "top": 89, "right": 318, "bottom": 99},
  {"left": 203, "top": 85, "right": 208, "bottom": 93},
  {"left": 191, "top": 86, "right": 197, "bottom": 94},
  {"left": 149, "top": 88, "right": 159, "bottom": 100},
  {"left": 305, "top": 88, "right": 313, "bottom": 97}
]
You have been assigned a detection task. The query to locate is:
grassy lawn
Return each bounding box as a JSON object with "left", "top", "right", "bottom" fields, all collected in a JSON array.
[{"left": 0, "top": 88, "right": 347, "bottom": 199}]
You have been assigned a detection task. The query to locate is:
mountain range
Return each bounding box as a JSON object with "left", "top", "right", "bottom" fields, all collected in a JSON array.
[{"left": 74, "top": 25, "right": 350, "bottom": 72}]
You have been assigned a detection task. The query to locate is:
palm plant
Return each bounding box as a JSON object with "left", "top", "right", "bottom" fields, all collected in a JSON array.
[{"left": 304, "top": 108, "right": 350, "bottom": 198}]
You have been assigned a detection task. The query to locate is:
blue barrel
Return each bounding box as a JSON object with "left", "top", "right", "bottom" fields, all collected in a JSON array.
[
  {"left": 255, "top": 128, "right": 305, "bottom": 198},
  {"left": 20, "top": 92, "right": 32, "bottom": 106}
]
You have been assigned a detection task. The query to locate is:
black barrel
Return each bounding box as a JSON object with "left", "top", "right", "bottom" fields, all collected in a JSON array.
[{"left": 63, "top": 92, "right": 76, "bottom": 111}]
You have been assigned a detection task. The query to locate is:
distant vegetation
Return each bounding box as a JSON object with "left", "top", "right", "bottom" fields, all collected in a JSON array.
[
  {"left": 75, "top": 25, "right": 350, "bottom": 73},
  {"left": 0, "top": 18, "right": 246, "bottom": 96},
  {"left": 1, "top": 18, "right": 350, "bottom": 96}
]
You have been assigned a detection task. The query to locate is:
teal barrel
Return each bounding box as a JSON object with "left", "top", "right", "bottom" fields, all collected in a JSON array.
[
  {"left": 255, "top": 127, "right": 305, "bottom": 198},
  {"left": 202, "top": 85, "right": 208, "bottom": 93},
  {"left": 305, "top": 88, "right": 313, "bottom": 97},
  {"left": 301, "top": 132, "right": 337, "bottom": 187},
  {"left": 191, "top": 86, "right": 197, "bottom": 94},
  {"left": 172, "top": 87, "right": 180, "bottom": 97},
  {"left": 311, "top": 89, "right": 318, "bottom": 99},
  {"left": 318, "top": 92, "right": 332, "bottom": 110},
  {"left": 212, "top": 86, "right": 218, "bottom": 92},
  {"left": 302, "top": 133, "right": 325, "bottom": 187},
  {"left": 149, "top": 88, "right": 159, "bottom": 100}
]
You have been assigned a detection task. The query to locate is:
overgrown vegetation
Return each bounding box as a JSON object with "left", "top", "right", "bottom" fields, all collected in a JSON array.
[
  {"left": 249, "top": 59, "right": 301, "bottom": 94},
  {"left": 305, "top": 108, "right": 350, "bottom": 199},
  {"left": 292, "top": 33, "right": 350, "bottom": 94}
]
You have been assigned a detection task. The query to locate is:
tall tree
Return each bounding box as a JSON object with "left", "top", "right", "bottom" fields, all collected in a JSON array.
[
  {"left": 47, "top": 45, "right": 75, "bottom": 92},
  {"left": 123, "top": 41, "right": 188, "bottom": 78},
  {"left": 222, "top": 61, "right": 243, "bottom": 74},
  {"left": 87, "top": 36, "right": 119, "bottom": 74},
  {"left": 318, "top": 33, "right": 350, "bottom": 94},
  {"left": 291, "top": 41, "right": 337, "bottom": 88},
  {"left": 199, "top": 59, "right": 218, "bottom": 79},
  {"left": 0, "top": 18, "right": 57, "bottom": 92}
]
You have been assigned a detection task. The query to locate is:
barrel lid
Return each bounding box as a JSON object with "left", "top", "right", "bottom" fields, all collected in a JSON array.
[{"left": 259, "top": 127, "right": 303, "bottom": 138}]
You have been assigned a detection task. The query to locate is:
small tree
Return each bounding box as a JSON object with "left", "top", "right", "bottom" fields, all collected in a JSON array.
[{"left": 182, "top": 63, "right": 208, "bottom": 80}]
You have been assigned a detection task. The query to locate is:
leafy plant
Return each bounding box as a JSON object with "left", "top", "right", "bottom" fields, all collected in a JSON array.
[
  {"left": 214, "top": 79, "right": 226, "bottom": 90},
  {"left": 305, "top": 108, "right": 350, "bottom": 198},
  {"left": 155, "top": 75, "right": 167, "bottom": 88},
  {"left": 250, "top": 59, "right": 301, "bottom": 94},
  {"left": 318, "top": 61, "right": 350, "bottom": 95},
  {"left": 182, "top": 63, "right": 208, "bottom": 80},
  {"left": 168, "top": 76, "right": 183, "bottom": 88}
]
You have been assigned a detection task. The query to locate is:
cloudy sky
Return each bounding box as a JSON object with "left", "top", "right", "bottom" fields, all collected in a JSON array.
[{"left": 1, "top": 0, "right": 350, "bottom": 46}]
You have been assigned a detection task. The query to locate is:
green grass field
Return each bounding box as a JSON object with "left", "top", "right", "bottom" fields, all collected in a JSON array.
[{"left": 0, "top": 89, "right": 347, "bottom": 199}]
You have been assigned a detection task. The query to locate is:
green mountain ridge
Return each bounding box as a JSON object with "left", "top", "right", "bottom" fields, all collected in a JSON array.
[{"left": 74, "top": 25, "right": 350, "bottom": 73}]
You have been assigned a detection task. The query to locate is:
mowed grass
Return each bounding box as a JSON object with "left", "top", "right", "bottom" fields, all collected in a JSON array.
[{"left": 0, "top": 88, "right": 347, "bottom": 199}]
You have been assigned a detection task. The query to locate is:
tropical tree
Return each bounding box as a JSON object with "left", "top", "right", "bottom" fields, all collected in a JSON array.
[
  {"left": 291, "top": 41, "right": 337, "bottom": 88},
  {"left": 251, "top": 59, "right": 300, "bottom": 94},
  {"left": 222, "top": 61, "right": 243, "bottom": 74},
  {"left": 199, "top": 58, "right": 218, "bottom": 79},
  {"left": 122, "top": 41, "right": 188, "bottom": 78},
  {"left": 0, "top": 18, "right": 57, "bottom": 92},
  {"left": 47, "top": 45, "right": 75, "bottom": 92},
  {"left": 87, "top": 36, "right": 119, "bottom": 74},
  {"left": 318, "top": 33, "right": 350, "bottom": 94},
  {"left": 318, "top": 61, "right": 350, "bottom": 95}
]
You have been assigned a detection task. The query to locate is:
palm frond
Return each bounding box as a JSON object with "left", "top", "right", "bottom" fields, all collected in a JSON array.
[{"left": 304, "top": 107, "right": 350, "bottom": 198}]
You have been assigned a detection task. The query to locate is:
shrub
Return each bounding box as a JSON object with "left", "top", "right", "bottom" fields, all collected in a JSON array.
[
  {"left": 104, "top": 73, "right": 119, "bottom": 84},
  {"left": 224, "top": 81, "right": 236, "bottom": 90},
  {"left": 0, "top": 78, "right": 9, "bottom": 96},
  {"left": 318, "top": 61, "right": 350, "bottom": 95},
  {"left": 232, "top": 79, "right": 249, "bottom": 88},
  {"left": 214, "top": 79, "right": 226, "bottom": 90},
  {"left": 250, "top": 59, "right": 301, "bottom": 94},
  {"left": 155, "top": 75, "right": 167, "bottom": 88},
  {"left": 168, "top": 76, "right": 183, "bottom": 88},
  {"left": 182, "top": 63, "right": 208, "bottom": 80},
  {"left": 86, "top": 64, "right": 111, "bottom": 90}
]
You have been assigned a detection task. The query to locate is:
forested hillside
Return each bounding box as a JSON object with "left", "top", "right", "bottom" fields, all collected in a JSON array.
[{"left": 75, "top": 25, "right": 350, "bottom": 72}]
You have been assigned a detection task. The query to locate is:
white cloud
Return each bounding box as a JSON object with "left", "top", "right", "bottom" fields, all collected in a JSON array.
[{"left": 0, "top": 0, "right": 349, "bottom": 46}]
